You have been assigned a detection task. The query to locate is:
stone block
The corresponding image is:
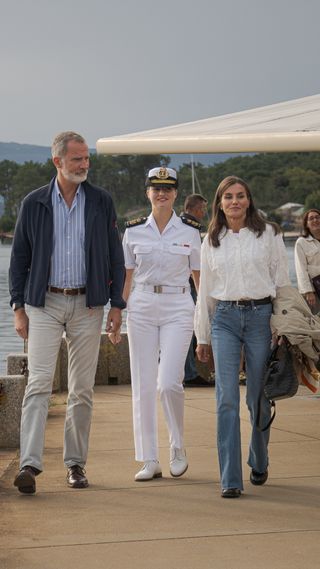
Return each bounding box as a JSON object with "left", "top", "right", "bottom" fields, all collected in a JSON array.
[
  {"left": 94, "top": 335, "right": 111, "bottom": 385},
  {"left": 5, "top": 335, "right": 211, "bottom": 394},
  {"left": 6, "top": 350, "right": 62, "bottom": 392},
  {"left": 55, "top": 333, "right": 132, "bottom": 389},
  {"left": 6, "top": 353, "right": 28, "bottom": 377},
  {"left": 99, "top": 333, "right": 131, "bottom": 385},
  {"left": 7, "top": 333, "right": 131, "bottom": 392},
  {"left": 55, "top": 339, "right": 68, "bottom": 392},
  {"left": 196, "top": 359, "right": 212, "bottom": 380},
  {"left": 0, "top": 375, "right": 26, "bottom": 448}
]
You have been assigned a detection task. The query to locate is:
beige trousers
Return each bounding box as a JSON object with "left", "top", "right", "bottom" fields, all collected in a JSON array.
[{"left": 20, "top": 292, "right": 104, "bottom": 471}]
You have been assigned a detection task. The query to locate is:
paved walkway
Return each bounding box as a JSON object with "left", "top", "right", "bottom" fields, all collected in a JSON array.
[{"left": 1, "top": 384, "right": 320, "bottom": 569}]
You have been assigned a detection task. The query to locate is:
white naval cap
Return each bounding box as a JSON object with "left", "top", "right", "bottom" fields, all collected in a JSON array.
[{"left": 145, "top": 166, "right": 178, "bottom": 189}]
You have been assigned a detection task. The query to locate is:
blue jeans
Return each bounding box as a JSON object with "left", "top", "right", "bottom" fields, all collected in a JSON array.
[{"left": 211, "top": 301, "right": 272, "bottom": 490}]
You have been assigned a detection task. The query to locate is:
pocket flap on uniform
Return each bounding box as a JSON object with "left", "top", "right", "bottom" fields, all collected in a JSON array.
[
  {"left": 168, "top": 245, "right": 191, "bottom": 255},
  {"left": 133, "top": 245, "right": 153, "bottom": 254}
]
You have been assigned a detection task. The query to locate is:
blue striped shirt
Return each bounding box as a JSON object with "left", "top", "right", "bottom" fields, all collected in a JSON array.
[{"left": 48, "top": 180, "right": 86, "bottom": 287}]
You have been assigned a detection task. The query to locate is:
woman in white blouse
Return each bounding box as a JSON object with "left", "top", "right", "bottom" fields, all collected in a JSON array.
[
  {"left": 294, "top": 209, "right": 320, "bottom": 314},
  {"left": 195, "top": 176, "right": 290, "bottom": 498}
]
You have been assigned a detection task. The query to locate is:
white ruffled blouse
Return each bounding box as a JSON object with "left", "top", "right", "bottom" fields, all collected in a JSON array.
[{"left": 194, "top": 224, "right": 291, "bottom": 344}]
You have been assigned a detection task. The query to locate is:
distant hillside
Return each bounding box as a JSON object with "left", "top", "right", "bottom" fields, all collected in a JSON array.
[
  {"left": 0, "top": 142, "right": 96, "bottom": 164},
  {"left": 0, "top": 142, "right": 52, "bottom": 164},
  {"left": 0, "top": 141, "right": 249, "bottom": 168},
  {"left": 168, "top": 152, "right": 252, "bottom": 169}
]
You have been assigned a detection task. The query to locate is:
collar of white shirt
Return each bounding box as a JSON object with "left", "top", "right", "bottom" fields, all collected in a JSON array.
[{"left": 146, "top": 210, "right": 180, "bottom": 228}]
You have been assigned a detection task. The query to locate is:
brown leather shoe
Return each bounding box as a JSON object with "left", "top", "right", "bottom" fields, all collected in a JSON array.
[
  {"left": 250, "top": 469, "right": 268, "bottom": 486},
  {"left": 66, "top": 465, "right": 89, "bottom": 488},
  {"left": 14, "top": 466, "right": 37, "bottom": 494}
]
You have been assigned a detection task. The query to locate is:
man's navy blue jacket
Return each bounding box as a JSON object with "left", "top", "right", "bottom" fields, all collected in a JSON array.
[{"left": 9, "top": 178, "right": 126, "bottom": 309}]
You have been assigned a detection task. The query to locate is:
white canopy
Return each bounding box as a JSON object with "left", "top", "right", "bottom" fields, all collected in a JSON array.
[{"left": 96, "top": 94, "right": 320, "bottom": 155}]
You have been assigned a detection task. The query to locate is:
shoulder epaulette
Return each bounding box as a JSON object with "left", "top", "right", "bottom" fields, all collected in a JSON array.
[
  {"left": 125, "top": 217, "right": 147, "bottom": 228},
  {"left": 180, "top": 215, "right": 202, "bottom": 231}
]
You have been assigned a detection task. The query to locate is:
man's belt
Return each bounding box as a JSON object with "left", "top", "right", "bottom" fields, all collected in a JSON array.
[{"left": 47, "top": 286, "right": 86, "bottom": 296}]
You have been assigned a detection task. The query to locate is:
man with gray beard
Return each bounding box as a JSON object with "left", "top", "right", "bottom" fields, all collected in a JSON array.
[{"left": 9, "top": 131, "right": 125, "bottom": 494}]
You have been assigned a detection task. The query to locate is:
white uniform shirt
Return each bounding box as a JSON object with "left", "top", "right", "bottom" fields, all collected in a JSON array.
[
  {"left": 294, "top": 235, "right": 320, "bottom": 294},
  {"left": 123, "top": 211, "right": 201, "bottom": 286},
  {"left": 195, "top": 224, "right": 290, "bottom": 344}
]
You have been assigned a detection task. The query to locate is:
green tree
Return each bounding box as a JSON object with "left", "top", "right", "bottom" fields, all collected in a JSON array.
[
  {"left": 89, "top": 154, "right": 170, "bottom": 215},
  {"left": 305, "top": 190, "right": 320, "bottom": 211},
  {"left": 5, "top": 162, "right": 54, "bottom": 218},
  {"left": 283, "top": 167, "right": 320, "bottom": 203},
  {"left": 0, "top": 214, "right": 15, "bottom": 232},
  {"left": 2, "top": 150, "right": 320, "bottom": 227},
  {"left": 0, "top": 160, "right": 19, "bottom": 204}
]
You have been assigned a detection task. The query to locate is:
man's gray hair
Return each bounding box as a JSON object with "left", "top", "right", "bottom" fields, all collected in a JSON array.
[{"left": 51, "top": 131, "right": 86, "bottom": 159}]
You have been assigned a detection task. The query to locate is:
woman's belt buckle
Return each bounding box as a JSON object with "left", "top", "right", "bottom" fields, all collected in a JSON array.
[{"left": 235, "top": 299, "right": 251, "bottom": 307}]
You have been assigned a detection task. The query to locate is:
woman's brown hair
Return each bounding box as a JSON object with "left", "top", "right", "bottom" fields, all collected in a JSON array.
[
  {"left": 207, "top": 176, "right": 280, "bottom": 247},
  {"left": 301, "top": 209, "right": 320, "bottom": 238}
]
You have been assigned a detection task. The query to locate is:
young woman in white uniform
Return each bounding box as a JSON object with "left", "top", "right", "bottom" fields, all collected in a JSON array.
[{"left": 121, "top": 167, "right": 201, "bottom": 481}]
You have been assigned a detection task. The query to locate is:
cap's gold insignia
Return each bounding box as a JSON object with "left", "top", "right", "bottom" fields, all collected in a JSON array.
[{"left": 158, "top": 167, "right": 169, "bottom": 179}]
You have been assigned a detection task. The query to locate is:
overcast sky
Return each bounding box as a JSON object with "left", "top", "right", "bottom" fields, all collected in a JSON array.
[{"left": 1, "top": 0, "right": 319, "bottom": 148}]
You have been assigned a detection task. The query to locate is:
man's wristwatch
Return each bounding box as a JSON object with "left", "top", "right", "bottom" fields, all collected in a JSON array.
[{"left": 12, "top": 302, "right": 25, "bottom": 311}]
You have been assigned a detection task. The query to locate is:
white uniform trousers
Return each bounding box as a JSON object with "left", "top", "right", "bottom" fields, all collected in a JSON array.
[
  {"left": 20, "top": 292, "right": 104, "bottom": 472},
  {"left": 127, "top": 290, "right": 194, "bottom": 461}
]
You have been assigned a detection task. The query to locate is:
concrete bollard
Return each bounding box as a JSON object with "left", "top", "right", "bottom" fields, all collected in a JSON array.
[
  {"left": 7, "top": 344, "right": 67, "bottom": 392},
  {"left": 0, "top": 375, "right": 26, "bottom": 448},
  {"left": 5, "top": 334, "right": 132, "bottom": 391},
  {"left": 98, "top": 333, "right": 131, "bottom": 385},
  {"left": 59, "top": 333, "right": 131, "bottom": 390},
  {"left": 6, "top": 353, "right": 28, "bottom": 377}
]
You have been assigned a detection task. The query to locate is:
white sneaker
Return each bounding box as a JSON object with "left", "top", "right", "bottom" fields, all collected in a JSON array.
[
  {"left": 170, "top": 448, "right": 188, "bottom": 477},
  {"left": 135, "top": 460, "right": 162, "bottom": 481}
]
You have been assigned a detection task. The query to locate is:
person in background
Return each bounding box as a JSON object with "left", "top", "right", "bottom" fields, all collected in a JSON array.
[
  {"left": 9, "top": 131, "right": 125, "bottom": 494},
  {"left": 195, "top": 175, "right": 290, "bottom": 498},
  {"left": 111, "top": 167, "right": 201, "bottom": 481},
  {"left": 294, "top": 208, "right": 320, "bottom": 314},
  {"left": 180, "top": 194, "right": 213, "bottom": 387}
]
